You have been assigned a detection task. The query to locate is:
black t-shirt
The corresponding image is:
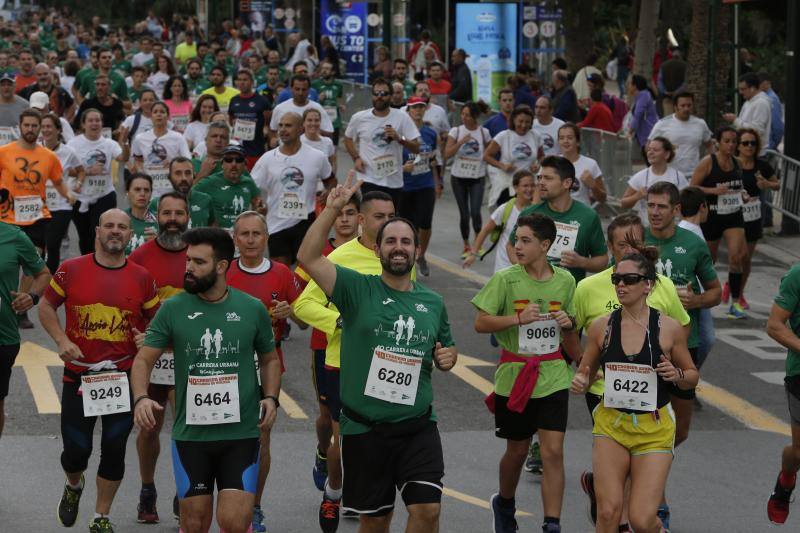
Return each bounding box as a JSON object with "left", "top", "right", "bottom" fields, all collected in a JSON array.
[
  {"left": 228, "top": 93, "right": 270, "bottom": 158},
  {"left": 75, "top": 97, "right": 125, "bottom": 131},
  {"left": 740, "top": 158, "right": 776, "bottom": 197}
]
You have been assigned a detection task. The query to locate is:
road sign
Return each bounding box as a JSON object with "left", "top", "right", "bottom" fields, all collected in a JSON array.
[
  {"left": 540, "top": 20, "right": 557, "bottom": 38},
  {"left": 523, "top": 21, "right": 538, "bottom": 39}
]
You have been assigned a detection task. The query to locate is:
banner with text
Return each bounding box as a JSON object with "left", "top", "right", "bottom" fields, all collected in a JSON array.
[{"left": 320, "top": 0, "right": 368, "bottom": 84}]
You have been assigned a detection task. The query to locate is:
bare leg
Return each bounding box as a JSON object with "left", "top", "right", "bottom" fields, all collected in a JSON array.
[
  {"left": 406, "top": 503, "right": 440, "bottom": 533},
  {"left": 498, "top": 438, "right": 529, "bottom": 498},
  {"left": 328, "top": 421, "right": 342, "bottom": 491},
  {"left": 593, "top": 437, "right": 630, "bottom": 533},
  {"left": 136, "top": 409, "right": 165, "bottom": 485},
  {"left": 628, "top": 453, "right": 673, "bottom": 533},
  {"left": 359, "top": 512, "right": 393, "bottom": 533},
  {"left": 538, "top": 429, "right": 565, "bottom": 518},
  {"left": 316, "top": 403, "right": 333, "bottom": 457},
  {"left": 95, "top": 476, "right": 122, "bottom": 515},
  {"left": 741, "top": 241, "right": 757, "bottom": 296},
  {"left": 217, "top": 489, "right": 255, "bottom": 533},
  {"left": 180, "top": 494, "right": 214, "bottom": 533},
  {"left": 255, "top": 428, "right": 271, "bottom": 504},
  {"left": 670, "top": 396, "right": 693, "bottom": 447},
  {"left": 419, "top": 228, "right": 432, "bottom": 259},
  {"left": 782, "top": 424, "right": 800, "bottom": 474}
]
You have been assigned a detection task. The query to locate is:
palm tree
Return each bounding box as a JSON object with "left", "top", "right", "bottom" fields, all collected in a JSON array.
[{"left": 633, "top": 0, "right": 661, "bottom": 81}]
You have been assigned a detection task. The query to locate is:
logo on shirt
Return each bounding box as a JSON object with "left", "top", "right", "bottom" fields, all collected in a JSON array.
[
  {"left": 71, "top": 303, "right": 134, "bottom": 342},
  {"left": 187, "top": 312, "right": 203, "bottom": 319},
  {"left": 199, "top": 328, "right": 224, "bottom": 359},
  {"left": 370, "top": 126, "right": 391, "bottom": 149},
  {"left": 231, "top": 195, "right": 246, "bottom": 212},
  {"left": 655, "top": 258, "right": 674, "bottom": 279},
  {"left": 145, "top": 140, "right": 168, "bottom": 166},
  {"left": 84, "top": 149, "right": 108, "bottom": 174},
  {"left": 382, "top": 298, "right": 395, "bottom": 305},
  {"left": 221, "top": 185, "right": 231, "bottom": 191},
  {"left": 460, "top": 138, "right": 481, "bottom": 156},
  {"left": 674, "top": 246, "right": 687, "bottom": 255},
  {"left": 280, "top": 166, "right": 305, "bottom": 191},
  {"left": 191, "top": 205, "right": 201, "bottom": 212},
  {"left": 415, "top": 303, "right": 429, "bottom": 313},
  {"left": 540, "top": 133, "right": 555, "bottom": 152},
  {"left": 512, "top": 142, "right": 532, "bottom": 161},
  {"left": 226, "top": 312, "right": 242, "bottom": 322}
]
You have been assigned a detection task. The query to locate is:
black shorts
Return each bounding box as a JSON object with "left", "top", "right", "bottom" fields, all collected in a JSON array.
[
  {"left": 399, "top": 188, "right": 436, "bottom": 230},
  {"left": 585, "top": 391, "right": 602, "bottom": 420},
  {"left": 669, "top": 347, "right": 699, "bottom": 400},
  {"left": 312, "top": 349, "right": 326, "bottom": 403},
  {"left": 267, "top": 215, "right": 314, "bottom": 263},
  {"left": 785, "top": 375, "right": 800, "bottom": 426},
  {"left": 341, "top": 420, "right": 444, "bottom": 516},
  {"left": 745, "top": 220, "right": 763, "bottom": 243},
  {"left": 20, "top": 218, "right": 50, "bottom": 250},
  {"left": 494, "top": 389, "right": 569, "bottom": 440},
  {"left": 701, "top": 211, "right": 744, "bottom": 242},
  {"left": 359, "top": 182, "right": 401, "bottom": 208},
  {"left": 0, "top": 344, "right": 21, "bottom": 400},
  {"left": 324, "top": 366, "right": 341, "bottom": 422},
  {"left": 172, "top": 438, "right": 260, "bottom": 498}
]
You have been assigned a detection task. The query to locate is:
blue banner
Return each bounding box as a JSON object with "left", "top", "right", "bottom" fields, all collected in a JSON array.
[
  {"left": 320, "top": 0, "right": 368, "bottom": 84},
  {"left": 456, "top": 3, "right": 518, "bottom": 108}
]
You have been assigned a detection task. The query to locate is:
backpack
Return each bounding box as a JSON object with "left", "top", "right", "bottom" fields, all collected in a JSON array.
[{"left": 481, "top": 199, "right": 516, "bottom": 260}]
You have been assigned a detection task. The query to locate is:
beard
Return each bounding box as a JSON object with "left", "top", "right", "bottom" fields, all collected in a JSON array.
[
  {"left": 98, "top": 235, "right": 125, "bottom": 254},
  {"left": 373, "top": 98, "right": 389, "bottom": 111},
  {"left": 184, "top": 270, "right": 217, "bottom": 294},
  {"left": 22, "top": 131, "right": 38, "bottom": 143},
  {"left": 157, "top": 223, "right": 187, "bottom": 250},
  {"left": 380, "top": 249, "right": 415, "bottom": 276}
]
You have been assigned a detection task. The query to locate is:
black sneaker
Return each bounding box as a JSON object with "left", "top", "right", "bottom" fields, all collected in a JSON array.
[
  {"left": 319, "top": 494, "right": 340, "bottom": 533},
  {"left": 768, "top": 474, "right": 795, "bottom": 524},
  {"left": 580, "top": 471, "right": 597, "bottom": 525},
  {"left": 57, "top": 475, "right": 84, "bottom": 527},
  {"left": 137, "top": 488, "right": 159, "bottom": 523},
  {"left": 490, "top": 493, "right": 518, "bottom": 532},
  {"left": 88, "top": 516, "right": 115, "bottom": 533}
]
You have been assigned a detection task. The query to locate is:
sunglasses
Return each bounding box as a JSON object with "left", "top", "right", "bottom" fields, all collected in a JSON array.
[
  {"left": 373, "top": 90, "right": 390, "bottom": 97},
  {"left": 223, "top": 156, "right": 245, "bottom": 164},
  {"left": 739, "top": 140, "right": 757, "bottom": 147},
  {"left": 611, "top": 273, "right": 649, "bottom": 286}
]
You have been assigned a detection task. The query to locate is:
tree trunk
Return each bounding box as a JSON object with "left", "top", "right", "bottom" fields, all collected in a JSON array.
[
  {"left": 686, "top": 0, "right": 709, "bottom": 117},
  {"left": 633, "top": 0, "right": 661, "bottom": 81},
  {"left": 562, "top": 0, "right": 594, "bottom": 72}
]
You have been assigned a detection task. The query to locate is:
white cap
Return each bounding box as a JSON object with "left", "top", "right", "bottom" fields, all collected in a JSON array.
[{"left": 29, "top": 91, "right": 49, "bottom": 110}]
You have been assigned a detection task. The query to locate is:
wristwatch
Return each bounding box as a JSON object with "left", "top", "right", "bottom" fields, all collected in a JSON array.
[
  {"left": 264, "top": 395, "right": 280, "bottom": 409},
  {"left": 28, "top": 293, "right": 40, "bottom": 306},
  {"left": 335, "top": 316, "right": 343, "bottom": 329}
]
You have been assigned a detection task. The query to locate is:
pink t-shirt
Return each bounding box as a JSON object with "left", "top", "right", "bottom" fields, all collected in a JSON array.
[{"left": 165, "top": 99, "right": 193, "bottom": 132}]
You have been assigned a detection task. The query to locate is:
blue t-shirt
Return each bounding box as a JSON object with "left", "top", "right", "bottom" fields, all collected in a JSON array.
[
  {"left": 402, "top": 125, "right": 438, "bottom": 191},
  {"left": 276, "top": 87, "right": 319, "bottom": 105},
  {"left": 484, "top": 113, "right": 508, "bottom": 161},
  {"left": 228, "top": 93, "right": 270, "bottom": 157}
]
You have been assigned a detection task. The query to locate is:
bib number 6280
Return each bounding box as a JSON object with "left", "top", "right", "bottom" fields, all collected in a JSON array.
[{"left": 377, "top": 367, "right": 414, "bottom": 386}]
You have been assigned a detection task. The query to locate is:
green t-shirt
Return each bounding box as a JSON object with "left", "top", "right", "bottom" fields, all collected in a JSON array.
[
  {"left": 80, "top": 70, "right": 129, "bottom": 101},
  {"left": 312, "top": 79, "right": 343, "bottom": 129},
  {"left": 113, "top": 60, "right": 132, "bottom": 77},
  {"left": 472, "top": 264, "right": 576, "bottom": 398},
  {"left": 193, "top": 171, "right": 259, "bottom": 230},
  {"left": 186, "top": 76, "right": 212, "bottom": 97},
  {"left": 775, "top": 263, "right": 800, "bottom": 376},
  {"left": 144, "top": 289, "right": 275, "bottom": 442},
  {"left": 149, "top": 190, "right": 213, "bottom": 228},
  {"left": 511, "top": 200, "right": 608, "bottom": 282},
  {"left": 644, "top": 226, "right": 717, "bottom": 348},
  {"left": 0, "top": 222, "right": 45, "bottom": 345},
  {"left": 330, "top": 265, "right": 454, "bottom": 436},
  {"left": 398, "top": 79, "right": 416, "bottom": 99},
  {"left": 192, "top": 157, "right": 223, "bottom": 177},
  {"left": 253, "top": 66, "right": 268, "bottom": 88},
  {"left": 128, "top": 84, "right": 152, "bottom": 105},
  {"left": 125, "top": 208, "right": 158, "bottom": 255}
]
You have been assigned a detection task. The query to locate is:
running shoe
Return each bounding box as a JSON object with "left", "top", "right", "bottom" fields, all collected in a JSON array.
[
  {"left": 173, "top": 494, "right": 180, "bottom": 521},
  {"left": 313, "top": 449, "right": 328, "bottom": 491},
  {"left": 542, "top": 523, "right": 561, "bottom": 533},
  {"left": 461, "top": 246, "right": 471, "bottom": 260},
  {"left": 252, "top": 505, "right": 267, "bottom": 532},
  {"left": 738, "top": 295, "right": 750, "bottom": 310},
  {"left": 417, "top": 257, "right": 430, "bottom": 276},
  {"left": 57, "top": 475, "right": 84, "bottom": 527},
  {"left": 579, "top": 471, "right": 597, "bottom": 525},
  {"left": 319, "top": 494, "right": 340, "bottom": 533},
  {"left": 721, "top": 281, "right": 730, "bottom": 304},
  {"left": 727, "top": 302, "right": 748, "bottom": 319},
  {"left": 523, "top": 441, "right": 543, "bottom": 474},
  {"left": 657, "top": 504, "right": 671, "bottom": 531},
  {"left": 490, "top": 493, "right": 518, "bottom": 533},
  {"left": 89, "top": 516, "right": 115, "bottom": 533},
  {"left": 768, "top": 473, "right": 795, "bottom": 524},
  {"left": 137, "top": 487, "right": 159, "bottom": 523}
]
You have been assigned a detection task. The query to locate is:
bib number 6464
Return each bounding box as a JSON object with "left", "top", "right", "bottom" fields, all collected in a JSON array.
[{"left": 193, "top": 391, "right": 231, "bottom": 406}]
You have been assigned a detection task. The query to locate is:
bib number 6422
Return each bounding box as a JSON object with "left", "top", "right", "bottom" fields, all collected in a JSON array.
[{"left": 612, "top": 378, "right": 649, "bottom": 394}]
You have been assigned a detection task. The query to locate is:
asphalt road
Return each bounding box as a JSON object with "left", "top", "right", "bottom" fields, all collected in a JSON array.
[{"left": 1, "top": 168, "right": 798, "bottom": 532}]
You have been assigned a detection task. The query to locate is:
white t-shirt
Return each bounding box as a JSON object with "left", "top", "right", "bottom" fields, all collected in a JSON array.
[
  {"left": 423, "top": 104, "right": 450, "bottom": 135},
  {"left": 270, "top": 99, "right": 334, "bottom": 134},
  {"left": 132, "top": 129, "right": 191, "bottom": 197},
  {"left": 628, "top": 166, "right": 689, "bottom": 226},
  {"left": 251, "top": 143, "right": 332, "bottom": 234},
  {"left": 533, "top": 117, "right": 564, "bottom": 156},
  {"left": 184, "top": 121, "right": 209, "bottom": 149},
  {"left": 447, "top": 125, "right": 490, "bottom": 179},
  {"left": 678, "top": 219, "right": 705, "bottom": 240},
  {"left": 494, "top": 129, "right": 541, "bottom": 171},
  {"left": 301, "top": 134, "right": 335, "bottom": 158},
  {"left": 45, "top": 143, "right": 81, "bottom": 212},
  {"left": 648, "top": 114, "right": 712, "bottom": 177},
  {"left": 67, "top": 135, "right": 122, "bottom": 203},
  {"left": 489, "top": 201, "right": 522, "bottom": 273},
  {"left": 569, "top": 154, "right": 603, "bottom": 206},
  {"left": 122, "top": 113, "right": 154, "bottom": 143},
  {"left": 147, "top": 72, "right": 170, "bottom": 98},
  {"left": 132, "top": 51, "right": 154, "bottom": 67},
  {"left": 344, "top": 107, "right": 421, "bottom": 189},
  {"left": 286, "top": 38, "right": 311, "bottom": 70}
]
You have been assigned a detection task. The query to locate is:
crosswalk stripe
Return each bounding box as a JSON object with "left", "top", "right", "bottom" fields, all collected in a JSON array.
[
  {"left": 443, "top": 487, "right": 533, "bottom": 517},
  {"left": 279, "top": 390, "right": 308, "bottom": 419},
  {"left": 13, "top": 342, "right": 61, "bottom": 414}
]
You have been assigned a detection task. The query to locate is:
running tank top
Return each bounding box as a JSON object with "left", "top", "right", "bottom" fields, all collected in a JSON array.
[
  {"left": 704, "top": 154, "right": 743, "bottom": 211},
  {"left": 600, "top": 307, "right": 671, "bottom": 411}
]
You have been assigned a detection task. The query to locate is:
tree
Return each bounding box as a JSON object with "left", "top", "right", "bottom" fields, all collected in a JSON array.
[
  {"left": 686, "top": 0, "right": 709, "bottom": 116},
  {"left": 686, "top": 0, "right": 732, "bottom": 126},
  {"left": 633, "top": 0, "right": 661, "bottom": 81},
  {"left": 562, "top": 0, "right": 595, "bottom": 72}
]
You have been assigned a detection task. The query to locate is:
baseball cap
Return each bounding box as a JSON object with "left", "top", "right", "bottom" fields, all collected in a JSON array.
[
  {"left": 29, "top": 91, "right": 49, "bottom": 110},
  {"left": 407, "top": 96, "right": 427, "bottom": 106},
  {"left": 222, "top": 144, "right": 246, "bottom": 158},
  {"left": 0, "top": 72, "right": 14, "bottom": 83}
]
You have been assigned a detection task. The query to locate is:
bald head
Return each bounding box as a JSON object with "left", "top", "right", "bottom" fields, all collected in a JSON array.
[
  {"left": 278, "top": 111, "right": 304, "bottom": 145},
  {"left": 97, "top": 208, "right": 132, "bottom": 255},
  {"left": 99, "top": 208, "right": 131, "bottom": 227}
]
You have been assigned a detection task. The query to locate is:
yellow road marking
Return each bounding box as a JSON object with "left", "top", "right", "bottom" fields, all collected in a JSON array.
[
  {"left": 13, "top": 342, "right": 62, "bottom": 414},
  {"left": 279, "top": 391, "right": 308, "bottom": 419},
  {"left": 427, "top": 254, "right": 489, "bottom": 285},
  {"left": 443, "top": 487, "right": 533, "bottom": 517},
  {"left": 451, "top": 353, "right": 495, "bottom": 396},
  {"left": 697, "top": 380, "right": 791, "bottom": 436}
]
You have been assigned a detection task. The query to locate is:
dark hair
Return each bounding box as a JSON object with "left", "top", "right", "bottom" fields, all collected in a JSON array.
[
  {"left": 498, "top": 87, "right": 514, "bottom": 99},
  {"left": 647, "top": 181, "right": 680, "bottom": 206},
  {"left": 679, "top": 186, "right": 707, "bottom": 217},
  {"left": 125, "top": 171, "right": 152, "bottom": 191},
  {"left": 155, "top": 53, "right": 176, "bottom": 76},
  {"left": 617, "top": 249, "right": 660, "bottom": 281},
  {"left": 393, "top": 58, "right": 408, "bottom": 67},
  {"left": 558, "top": 122, "right": 581, "bottom": 143},
  {"left": 169, "top": 156, "right": 194, "bottom": 176},
  {"left": 139, "top": 88, "right": 157, "bottom": 102},
  {"left": 18, "top": 109, "right": 41, "bottom": 124},
  {"left": 462, "top": 100, "right": 490, "bottom": 119},
  {"left": 631, "top": 74, "right": 649, "bottom": 92},
  {"left": 80, "top": 107, "right": 103, "bottom": 124},
  {"left": 737, "top": 127, "right": 762, "bottom": 155},
  {"left": 292, "top": 60, "right": 308, "bottom": 70},
  {"left": 509, "top": 105, "right": 534, "bottom": 128},
  {"left": 515, "top": 214, "right": 557, "bottom": 249},
  {"left": 182, "top": 227, "right": 235, "bottom": 266},
  {"left": 714, "top": 125, "right": 738, "bottom": 142},
  {"left": 157, "top": 190, "right": 188, "bottom": 212},
  {"left": 344, "top": 193, "right": 361, "bottom": 211},
  {"left": 757, "top": 71, "right": 771, "bottom": 83},
  {"left": 674, "top": 91, "right": 694, "bottom": 104},
  {"left": 738, "top": 72, "right": 760, "bottom": 88},
  {"left": 163, "top": 75, "right": 189, "bottom": 101},
  {"left": 376, "top": 217, "right": 419, "bottom": 247},
  {"left": 590, "top": 88, "right": 602, "bottom": 102},
  {"left": 607, "top": 213, "right": 643, "bottom": 244},
  {"left": 41, "top": 112, "right": 63, "bottom": 142},
  {"left": 541, "top": 155, "right": 576, "bottom": 184},
  {"left": 552, "top": 57, "right": 567, "bottom": 70},
  {"left": 512, "top": 169, "right": 536, "bottom": 186},
  {"left": 185, "top": 58, "right": 202, "bottom": 70},
  {"left": 290, "top": 74, "right": 311, "bottom": 87},
  {"left": 190, "top": 94, "right": 220, "bottom": 122},
  {"left": 131, "top": 65, "right": 147, "bottom": 75},
  {"left": 236, "top": 68, "right": 254, "bottom": 81},
  {"left": 360, "top": 190, "right": 394, "bottom": 212},
  {"left": 210, "top": 65, "right": 227, "bottom": 78},
  {"left": 372, "top": 77, "right": 391, "bottom": 92},
  {"left": 648, "top": 136, "right": 676, "bottom": 163},
  {"left": 64, "top": 59, "right": 80, "bottom": 77},
  {"left": 151, "top": 101, "right": 170, "bottom": 116}
]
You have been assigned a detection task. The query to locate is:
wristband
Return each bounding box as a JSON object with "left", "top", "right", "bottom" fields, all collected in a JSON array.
[
  {"left": 133, "top": 394, "right": 150, "bottom": 408},
  {"left": 264, "top": 395, "right": 280, "bottom": 409},
  {"left": 28, "top": 293, "right": 40, "bottom": 306}
]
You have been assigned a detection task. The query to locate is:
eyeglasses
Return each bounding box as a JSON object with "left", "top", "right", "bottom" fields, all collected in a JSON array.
[
  {"left": 223, "top": 157, "right": 245, "bottom": 164},
  {"left": 373, "top": 91, "right": 390, "bottom": 97},
  {"left": 739, "top": 140, "right": 757, "bottom": 147},
  {"left": 611, "top": 273, "right": 649, "bottom": 286}
]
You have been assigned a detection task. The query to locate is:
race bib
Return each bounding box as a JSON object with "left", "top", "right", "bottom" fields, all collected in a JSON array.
[
  {"left": 411, "top": 154, "right": 430, "bottom": 176},
  {"left": 373, "top": 154, "right": 398, "bottom": 179},
  {"left": 743, "top": 199, "right": 762, "bottom": 222},
  {"left": 81, "top": 372, "right": 131, "bottom": 417},
  {"left": 364, "top": 347, "right": 422, "bottom": 406},
  {"left": 452, "top": 156, "right": 483, "bottom": 178},
  {"left": 83, "top": 175, "right": 110, "bottom": 196},
  {"left": 603, "top": 362, "right": 658, "bottom": 412},
  {"left": 277, "top": 191, "right": 307, "bottom": 219},
  {"left": 518, "top": 317, "right": 560, "bottom": 355},
  {"left": 547, "top": 222, "right": 579, "bottom": 260},
  {"left": 717, "top": 192, "right": 742, "bottom": 215},
  {"left": 101, "top": 127, "right": 113, "bottom": 140},
  {"left": 233, "top": 119, "right": 256, "bottom": 141},
  {"left": 0, "top": 126, "right": 17, "bottom": 146},
  {"left": 145, "top": 166, "right": 171, "bottom": 196},
  {"left": 149, "top": 351, "right": 175, "bottom": 386},
  {"left": 172, "top": 115, "right": 189, "bottom": 132},
  {"left": 46, "top": 184, "right": 59, "bottom": 211},
  {"left": 324, "top": 106, "right": 338, "bottom": 121},
  {"left": 186, "top": 374, "right": 240, "bottom": 425},
  {"left": 14, "top": 195, "right": 43, "bottom": 223}
]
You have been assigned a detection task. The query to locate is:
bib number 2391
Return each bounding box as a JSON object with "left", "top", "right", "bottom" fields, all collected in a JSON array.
[
  {"left": 186, "top": 374, "right": 240, "bottom": 425},
  {"left": 81, "top": 372, "right": 131, "bottom": 417},
  {"left": 364, "top": 347, "right": 421, "bottom": 405},
  {"left": 603, "top": 362, "right": 657, "bottom": 411}
]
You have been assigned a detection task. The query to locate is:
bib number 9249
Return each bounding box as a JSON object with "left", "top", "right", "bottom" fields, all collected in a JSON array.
[
  {"left": 193, "top": 391, "right": 231, "bottom": 406},
  {"left": 377, "top": 367, "right": 414, "bottom": 387},
  {"left": 612, "top": 378, "right": 649, "bottom": 394},
  {"left": 89, "top": 386, "right": 123, "bottom": 401}
]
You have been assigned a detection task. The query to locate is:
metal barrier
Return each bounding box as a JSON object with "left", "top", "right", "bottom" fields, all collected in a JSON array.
[
  {"left": 575, "top": 128, "right": 634, "bottom": 204},
  {"left": 763, "top": 149, "right": 800, "bottom": 224}
]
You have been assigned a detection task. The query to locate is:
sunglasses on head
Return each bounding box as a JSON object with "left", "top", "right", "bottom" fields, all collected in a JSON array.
[
  {"left": 611, "top": 273, "right": 649, "bottom": 286},
  {"left": 373, "top": 90, "right": 390, "bottom": 97},
  {"left": 739, "top": 140, "right": 757, "bottom": 147},
  {"left": 223, "top": 156, "right": 245, "bottom": 163}
]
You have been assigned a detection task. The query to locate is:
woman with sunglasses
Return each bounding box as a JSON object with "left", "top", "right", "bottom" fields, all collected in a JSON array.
[
  {"left": 571, "top": 247, "right": 698, "bottom": 533},
  {"left": 732, "top": 128, "right": 780, "bottom": 308},
  {"left": 691, "top": 126, "right": 748, "bottom": 319}
]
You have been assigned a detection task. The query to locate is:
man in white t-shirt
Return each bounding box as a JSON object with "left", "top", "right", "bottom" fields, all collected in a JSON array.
[
  {"left": 533, "top": 96, "right": 564, "bottom": 156},
  {"left": 252, "top": 112, "right": 333, "bottom": 266},
  {"left": 268, "top": 75, "right": 333, "bottom": 148},
  {"left": 648, "top": 92, "right": 713, "bottom": 177},
  {"left": 344, "top": 78, "right": 421, "bottom": 204},
  {"left": 131, "top": 37, "right": 155, "bottom": 68},
  {"left": 724, "top": 72, "right": 772, "bottom": 157},
  {"left": 285, "top": 32, "right": 311, "bottom": 71}
]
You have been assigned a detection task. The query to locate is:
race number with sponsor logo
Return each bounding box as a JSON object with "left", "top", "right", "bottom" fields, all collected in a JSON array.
[
  {"left": 547, "top": 222, "right": 579, "bottom": 260},
  {"left": 373, "top": 154, "right": 399, "bottom": 179},
  {"left": 145, "top": 166, "right": 171, "bottom": 196},
  {"left": 233, "top": 119, "right": 256, "bottom": 141},
  {"left": 83, "top": 175, "right": 110, "bottom": 196},
  {"left": 277, "top": 192, "right": 307, "bottom": 219},
  {"left": 364, "top": 347, "right": 421, "bottom": 406},
  {"left": 518, "top": 317, "right": 560, "bottom": 355},
  {"left": 452, "top": 156, "right": 483, "bottom": 178},
  {"left": 14, "top": 195, "right": 43, "bottom": 223},
  {"left": 603, "top": 362, "right": 657, "bottom": 411},
  {"left": 717, "top": 192, "right": 743, "bottom": 215},
  {"left": 743, "top": 199, "right": 761, "bottom": 222},
  {"left": 150, "top": 351, "right": 175, "bottom": 386},
  {"left": 81, "top": 372, "right": 131, "bottom": 417},
  {"left": 186, "top": 374, "right": 240, "bottom": 425}
]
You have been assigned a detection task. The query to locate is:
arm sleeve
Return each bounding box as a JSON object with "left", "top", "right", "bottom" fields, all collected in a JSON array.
[
  {"left": 775, "top": 267, "right": 800, "bottom": 312},
  {"left": 329, "top": 265, "right": 363, "bottom": 321},
  {"left": 436, "top": 302, "right": 455, "bottom": 347},
  {"left": 401, "top": 113, "right": 421, "bottom": 141},
  {"left": 43, "top": 263, "right": 68, "bottom": 306},
  {"left": 588, "top": 216, "right": 609, "bottom": 256},
  {"left": 143, "top": 300, "right": 173, "bottom": 349},
  {"left": 178, "top": 137, "right": 191, "bottom": 158},
  {"left": 573, "top": 282, "right": 589, "bottom": 331},
  {"left": 319, "top": 104, "right": 334, "bottom": 133},
  {"left": 697, "top": 246, "right": 719, "bottom": 285},
  {"left": 319, "top": 153, "right": 332, "bottom": 180},
  {"left": 292, "top": 277, "right": 341, "bottom": 335},
  {"left": 470, "top": 273, "right": 504, "bottom": 316}
]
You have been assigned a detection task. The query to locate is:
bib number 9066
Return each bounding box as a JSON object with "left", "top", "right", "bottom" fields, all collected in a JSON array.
[{"left": 526, "top": 325, "right": 557, "bottom": 339}]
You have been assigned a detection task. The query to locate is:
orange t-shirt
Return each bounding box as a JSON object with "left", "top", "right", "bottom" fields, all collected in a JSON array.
[
  {"left": 14, "top": 74, "right": 36, "bottom": 94},
  {"left": 0, "top": 142, "right": 63, "bottom": 225}
]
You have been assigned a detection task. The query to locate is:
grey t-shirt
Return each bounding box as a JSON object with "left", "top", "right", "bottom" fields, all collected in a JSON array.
[{"left": 0, "top": 96, "right": 31, "bottom": 128}]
